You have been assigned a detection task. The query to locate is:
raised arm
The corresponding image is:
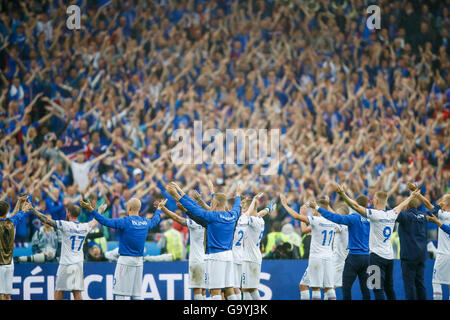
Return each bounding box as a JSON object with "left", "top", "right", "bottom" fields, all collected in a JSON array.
[
  {"left": 58, "top": 150, "right": 72, "bottom": 166},
  {"left": 89, "top": 150, "right": 111, "bottom": 167},
  {"left": 309, "top": 200, "right": 353, "bottom": 226},
  {"left": 80, "top": 200, "right": 119, "bottom": 229},
  {"left": 159, "top": 199, "right": 187, "bottom": 226},
  {"left": 279, "top": 194, "right": 309, "bottom": 224},
  {"left": 393, "top": 192, "right": 416, "bottom": 213},
  {"left": 190, "top": 190, "right": 211, "bottom": 210},
  {"left": 335, "top": 184, "right": 367, "bottom": 217},
  {"left": 407, "top": 183, "right": 434, "bottom": 210},
  {"left": 427, "top": 214, "right": 450, "bottom": 235},
  {"left": 29, "top": 206, "right": 57, "bottom": 229}
]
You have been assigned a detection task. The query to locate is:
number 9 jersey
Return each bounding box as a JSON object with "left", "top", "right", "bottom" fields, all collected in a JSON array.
[{"left": 365, "top": 208, "right": 399, "bottom": 260}]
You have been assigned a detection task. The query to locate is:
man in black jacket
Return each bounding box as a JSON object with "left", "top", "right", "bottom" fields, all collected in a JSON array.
[{"left": 397, "top": 183, "right": 441, "bottom": 300}]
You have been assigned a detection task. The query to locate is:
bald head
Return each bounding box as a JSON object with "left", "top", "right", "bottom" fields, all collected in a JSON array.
[{"left": 127, "top": 197, "right": 141, "bottom": 215}]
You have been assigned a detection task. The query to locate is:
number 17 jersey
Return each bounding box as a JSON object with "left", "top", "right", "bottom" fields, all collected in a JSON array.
[{"left": 56, "top": 220, "right": 93, "bottom": 265}]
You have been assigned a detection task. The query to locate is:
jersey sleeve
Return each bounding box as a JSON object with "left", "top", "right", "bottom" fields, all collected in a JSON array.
[
  {"left": 9, "top": 210, "right": 29, "bottom": 227},
  {"left": 91, "top": 210, "right": 122, "bottom": 229},
  {"left": 440, "top": 224, "right": 450, "bottom": 235},
  {"left": 318, "top": 207, "right": 354, "bottom": 226},
  {"left": 146, "top": 209, "right": 162, "bottom": 229},
  {"left": 179, "top": 194, "right": 218, "bottom": 223}
]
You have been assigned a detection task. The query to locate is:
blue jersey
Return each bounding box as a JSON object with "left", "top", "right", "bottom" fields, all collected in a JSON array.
[
  {"left": 318, "top": 208, "right": 370, "bottom": 255},
  {"left": 2, "top": 210, "right": 30, "bottom": 227},
  {"left": 91, "top": 210, "right": 161, "bottom": 257},
  {"left": 179, "top": 194, "right": 241, "bottom": 254}
]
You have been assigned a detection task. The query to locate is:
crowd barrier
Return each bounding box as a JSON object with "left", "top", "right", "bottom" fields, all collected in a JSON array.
[{"left": 11, "top": 259, "right": 448, "bottom": 300}]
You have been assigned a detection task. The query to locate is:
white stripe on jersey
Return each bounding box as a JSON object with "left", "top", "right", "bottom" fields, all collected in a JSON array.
[
  {"left": 366, "top": 208, "right": 398, "bottom": 260},
  {"left": 232, "top": 215, "right": 249, "bottom": 264},
  {"left": 243, "top": 216, "right": 265, "bottom": 264},
  {"left": 437, "top": 210, "right": 450, "bottom": 255},
  {"left": 56, "top": 220, "right": 92, "bottom": 265},
  {"left": 186, "top": 218, "right": 205, "bottom": 264},
  {"left": 307, "top": 216, "right": 340, "bottom": 259}
]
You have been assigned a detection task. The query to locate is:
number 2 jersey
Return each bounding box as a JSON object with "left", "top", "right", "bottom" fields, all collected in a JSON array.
[
  {"left": 232, "top": 214, "right": 249, "bottom": 264},
  {"left": 436, "top": 209, "right": 450, "bottom": 256},
  {"left": 366, "top": 208, "right": 399, "bottom": 260},
  {"left": 307, "top": 215, "right": 341, "bottom": 259},
  {"left": 56, "top": 220, "right": 93, "bottom": 265}
]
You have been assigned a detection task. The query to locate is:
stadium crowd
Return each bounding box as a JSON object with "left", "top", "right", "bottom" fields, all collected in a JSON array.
[{"left": 0, "top": 0, "right": 449, "bottom": 262}]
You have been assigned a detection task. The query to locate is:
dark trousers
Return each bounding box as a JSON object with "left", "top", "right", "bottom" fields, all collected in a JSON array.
[
  {"left": 401, "top": 259, "right": 426, "bottom": 300},
  {"left": 369, "top": 253, "right": 396, "bottom": 300},
  {"left": 342, "top": 254, "right": 371, "bottom": 300}
]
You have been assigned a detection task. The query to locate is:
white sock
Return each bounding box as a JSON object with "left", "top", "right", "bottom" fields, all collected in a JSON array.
[
  {"left": 227, "top": 294, "right": 238, "bottom": 300},
  {"left": 243, "top": 292, "right": 253, "bottom": 300},
  {"left": 203, "top": 295, "right": 207, "bottom": 300},
  {"left": 194, "top": 294, "right": 204, "bottom": 300},
  {"left": 212, "top": 295, "right": 222, "bottom": 300},
  {"left": 250, "top": 290, "right": 260, "bottom": 300},
  {"left": 115, "top": 295, "right": 129, "bottom": 300},
  {"left": 324, "top": 289, "right": 336, "bottom": 300},
  {"left": 311, "top": 290, "right": 321, "bottom": 300},
  {"left": 433, "top": 283, "right": 442, "bottom": 300},
  {"left": 132, "top": 296, "right": 142, "bottom": 300},
  {"left": 300, "top": 290, "right": 310, "bottom": 300}
]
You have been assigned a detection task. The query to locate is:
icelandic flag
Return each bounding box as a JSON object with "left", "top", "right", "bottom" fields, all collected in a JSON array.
[{"left": 59, "top": 144, "right": 93, "bottom": 160}]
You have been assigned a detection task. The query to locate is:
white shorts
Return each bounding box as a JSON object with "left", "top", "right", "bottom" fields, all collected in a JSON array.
[
  {"left": 233, "top": 263, "right": 243, "bottom": 288},
  {"left": 55, "top": 262, "right": 84, "bottom": 292},
  {"left": 204, "top": 250, "right": 234, "bottom": 289},
  {"left": 300, "top": 266, "right": 310, "bottom": 286},
  {"left": 304, "top": 257, "right": 334, "bottom": 288},
  {"left": 113, "top": 256, "right": 143, "bottom": 298},
  {"left": 432, "top": 253, "right": 450, "bottom": 285},
  {"left": 0, "top": 261, "right": 14, "bottom": 294},
  {"left": 242, "top": 261, "right": 261, "bottom": 289},
  {"left": 189, "top": 261, "right": 205, "bottom": 289},
  {"left": 332, "top": 256, "right": 346, "bottom": 287}
]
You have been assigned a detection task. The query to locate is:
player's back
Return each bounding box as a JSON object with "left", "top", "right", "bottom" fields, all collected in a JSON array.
[
  {"left": 186, "top": 218, "right": 205, "bottom": 263},
  {"left": 366, "top": 208, "right": 398, "bottom": 259},
  {"left": 243, "top": 216, "right": 265, "bottom": 264},
  {"left": 232, "top": 215, "right": 249, "bottom": 263},
  {"left": 117, "top": 215, "right": 152, "bottom": 256},
  {"left": 56, "top": 220, "right": 92, "bottom": 265},
  {"left": 437, "top": 210, "right": 450, "bottom": 255},
  {"left": 308, "top": 215, "right": 339, "bottom": 259}
]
